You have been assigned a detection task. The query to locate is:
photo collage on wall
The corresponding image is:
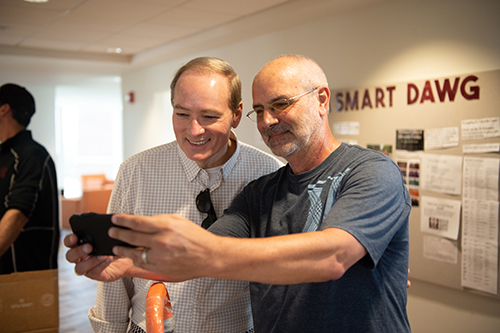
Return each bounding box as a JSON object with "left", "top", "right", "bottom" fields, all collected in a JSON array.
[
  {"left": 394, "top": 129, "right": 424, "bottom": 207},
  {"left": 397, "top": 159, "right": 421, "bottom": 207}
]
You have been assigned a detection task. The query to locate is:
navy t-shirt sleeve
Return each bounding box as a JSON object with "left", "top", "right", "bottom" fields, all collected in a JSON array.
[{"left": 320, "top": 157, "right": 410, "bottom": 269}]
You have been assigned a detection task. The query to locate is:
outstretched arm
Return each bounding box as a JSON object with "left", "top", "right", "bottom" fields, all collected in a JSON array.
[{"left": 109, "top": 213, "right": 367, "bottom": 284}]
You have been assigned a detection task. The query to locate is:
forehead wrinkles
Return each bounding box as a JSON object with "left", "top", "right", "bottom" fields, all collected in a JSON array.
[
  {"left": 175, "top": 72, "right": 229, "bottom": 106},
  {"left": 253, "top": 65, "right": 304, "bottom": 103},
  {"left": 178, "top": 72, "right": 226, "bottom": 92}
]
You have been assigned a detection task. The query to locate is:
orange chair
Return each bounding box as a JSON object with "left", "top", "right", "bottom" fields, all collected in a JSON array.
[
  {"left": 60, "top": 174, "right": 114, "bottom": 229},
  {"left": 80, "top": 174, "right": 114, "bottom": 214},
  {"left": 81, "top": 174, "right": 109, "bottom": 190}
]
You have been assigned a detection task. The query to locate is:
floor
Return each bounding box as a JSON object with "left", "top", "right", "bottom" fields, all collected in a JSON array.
[{"left": 58, "top": 230, "right": 97, "bottom": 332}]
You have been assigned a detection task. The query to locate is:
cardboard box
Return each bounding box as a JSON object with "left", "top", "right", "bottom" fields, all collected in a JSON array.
[{"left": 0, "top": 269, "right": 59, "bottom": 333}]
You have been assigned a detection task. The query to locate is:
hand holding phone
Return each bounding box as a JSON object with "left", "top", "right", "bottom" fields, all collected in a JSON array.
[{"left": 69, "top": 212, "right": 134, "bottom": 256}]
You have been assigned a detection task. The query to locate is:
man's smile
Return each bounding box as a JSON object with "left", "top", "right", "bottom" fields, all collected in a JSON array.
[{"left": 188, "top": 139, "right": 210, "bottom": 145}]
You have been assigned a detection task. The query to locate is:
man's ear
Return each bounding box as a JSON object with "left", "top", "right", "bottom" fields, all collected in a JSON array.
[
  {"left": 231, "top": 101, "right": 243, "bottom": 129},
  {"left": 317, "top": 86, "right": 330, "bottom": 117},
  {"left": 0, "top": 103, "right": 11, "bottom": 117}
]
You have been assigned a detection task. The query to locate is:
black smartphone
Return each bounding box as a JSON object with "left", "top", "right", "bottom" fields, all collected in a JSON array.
[{"left": 69, "top": 212, "right": 134, "bottom": 256}]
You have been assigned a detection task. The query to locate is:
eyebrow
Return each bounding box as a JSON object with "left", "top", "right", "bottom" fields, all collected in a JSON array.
[
  {"left": 253, "top": 95, "right": 288, "bottom": 109},
  {"left": 173, "top": 104, "right": 189, "bottom": 111},
  {"left": 173, "top": 104, "right": 222, "bottom": 114}
]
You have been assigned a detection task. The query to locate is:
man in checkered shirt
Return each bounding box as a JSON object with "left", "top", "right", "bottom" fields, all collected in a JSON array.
[{"left": 65, "top": 57, "right": 282, "bottom": 333}]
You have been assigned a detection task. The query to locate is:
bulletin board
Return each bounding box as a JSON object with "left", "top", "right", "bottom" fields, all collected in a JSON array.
[{"left": 329, "top": 69, "right": 500, "bottom": 299}]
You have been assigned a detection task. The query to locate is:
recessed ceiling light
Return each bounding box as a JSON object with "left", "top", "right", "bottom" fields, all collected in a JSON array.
[
  {"left": 106, "top": 47, "right": 122, "bottom": 54},
  {"left": 24, "top": 0, "right": 49, "bottom": 3}
]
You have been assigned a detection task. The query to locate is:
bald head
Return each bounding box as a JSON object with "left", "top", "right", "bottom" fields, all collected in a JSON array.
[
  {"left": 253, "top": 55, "right": 328, "bottom": 93},
  {"left": 251, "top": 55, "right": 338, "bottom": 173}
]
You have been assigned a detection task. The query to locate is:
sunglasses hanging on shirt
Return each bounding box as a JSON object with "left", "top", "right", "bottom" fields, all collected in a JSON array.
[{"left": 196, "top": 188, "right": 217, "bottom": 229}]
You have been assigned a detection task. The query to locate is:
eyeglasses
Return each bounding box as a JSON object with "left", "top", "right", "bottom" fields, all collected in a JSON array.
[
  {"left": 246, "top": 86, "right": 319, "bottom": 122},
  {"left": 196, "top": 188, "right": 217, "bottom": 229}
]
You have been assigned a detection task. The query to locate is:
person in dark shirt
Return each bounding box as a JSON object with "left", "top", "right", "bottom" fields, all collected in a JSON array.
[{"left": 0, "top": 83, "right": 59, "bottom": 274}]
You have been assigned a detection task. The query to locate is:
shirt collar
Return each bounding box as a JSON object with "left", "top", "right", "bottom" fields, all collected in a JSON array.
[
  {"left": 0, "top": 130, "right": 31, "bottom": 152},
  {"left": 177, "top": 130, "right": 241, "bottom": 188}
]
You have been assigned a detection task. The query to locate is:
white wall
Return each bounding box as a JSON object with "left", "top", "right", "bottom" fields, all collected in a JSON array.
[
  {"left": 121, "top": 0, "right": 500, "bottom": 157},
  {"left": 120, "top": 0, "right": 500, "bottom": 332}
]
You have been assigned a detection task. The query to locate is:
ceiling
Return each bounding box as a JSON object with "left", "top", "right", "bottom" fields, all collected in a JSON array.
[
  {"left": 0, "top": 0, "right": 384, "bottom": 65},
  {"left": 0, "top": 0, "right": 292, "bottom": 63}
]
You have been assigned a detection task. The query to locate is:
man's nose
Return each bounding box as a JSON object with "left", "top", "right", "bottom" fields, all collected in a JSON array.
[
  {"left": 260, "top": 108, "right": 279, "bottom": 126},
  {"left": 189, "top": 118, "right": 205, "bottom": 135}
]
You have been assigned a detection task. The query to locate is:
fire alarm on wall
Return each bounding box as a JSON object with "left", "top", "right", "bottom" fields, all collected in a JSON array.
[{"left": 125, "top": 91, "right": 134, "bottom": 103}]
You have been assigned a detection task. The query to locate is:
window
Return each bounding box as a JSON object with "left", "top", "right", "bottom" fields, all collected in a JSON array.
[{"left": 55, "top": 80, "right": 123, "bottom": 198}]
